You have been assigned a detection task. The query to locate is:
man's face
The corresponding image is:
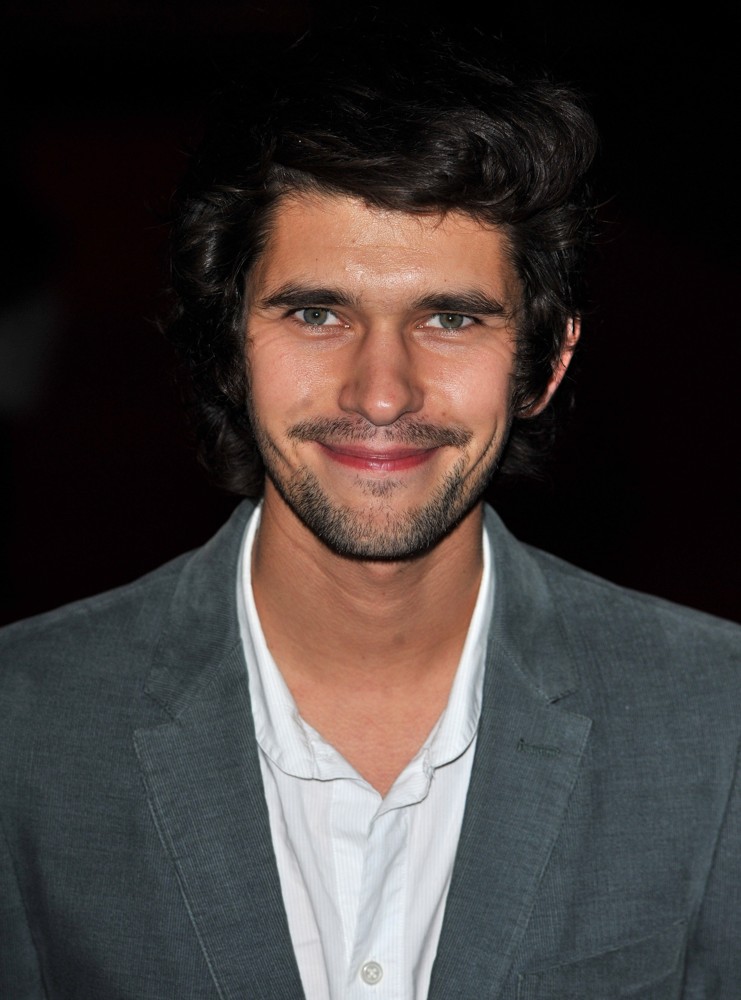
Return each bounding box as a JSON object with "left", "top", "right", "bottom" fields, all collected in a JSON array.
[{"left": 244, "top": 192, "right": 525, "bottom": 560}]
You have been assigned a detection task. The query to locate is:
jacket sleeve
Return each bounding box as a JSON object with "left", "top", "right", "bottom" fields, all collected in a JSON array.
[
  {"left": 0, "top": 817, "right": 46, "bottom": 998},
  {"left": 683, "top": 736, "right": 741, "bottom": 997}
]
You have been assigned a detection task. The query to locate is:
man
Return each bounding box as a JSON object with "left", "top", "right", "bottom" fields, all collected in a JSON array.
[{"left": 1, "top": 23, "right": 740, "bottom": 1000}]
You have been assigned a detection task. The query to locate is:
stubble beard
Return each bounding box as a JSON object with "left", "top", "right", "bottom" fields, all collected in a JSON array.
[{"left": 251, "top": 415, "right": 505, "bottom": 561}]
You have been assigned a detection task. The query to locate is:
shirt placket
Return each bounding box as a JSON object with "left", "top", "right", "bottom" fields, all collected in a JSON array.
[{"left": 345, "top": 805, "right": 409, "bottom": 999}]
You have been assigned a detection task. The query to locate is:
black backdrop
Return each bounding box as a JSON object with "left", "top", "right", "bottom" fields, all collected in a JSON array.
[{"left": 1, "top": 2, "right": 739, "bottom": 626}]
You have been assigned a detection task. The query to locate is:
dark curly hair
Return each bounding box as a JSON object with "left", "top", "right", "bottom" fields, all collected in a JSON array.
[{"left": 166, "top": 22, "right": 598, "bottom": 496}]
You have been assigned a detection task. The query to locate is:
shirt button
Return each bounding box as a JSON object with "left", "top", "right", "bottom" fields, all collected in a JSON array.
[{"left": 360, "top": 961, "right": 384, "bottom": 985}]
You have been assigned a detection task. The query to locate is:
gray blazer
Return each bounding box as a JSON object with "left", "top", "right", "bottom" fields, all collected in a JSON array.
[{"left": 1, "top": 500, "right": 740, "bottom": 999}]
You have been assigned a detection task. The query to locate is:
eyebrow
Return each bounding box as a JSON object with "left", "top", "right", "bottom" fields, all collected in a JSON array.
[
  {"left": 256, "top": 283, "right": 508, "bottom": 316},
  {"left": 411, "top": 292, "right": 507, "bottom": 316},
  {"left": 256, "top": 284, "right": 359, "bottom": 311}
]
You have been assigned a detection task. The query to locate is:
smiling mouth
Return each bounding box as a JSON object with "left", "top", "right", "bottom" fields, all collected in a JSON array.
[{"left": 317, "top": 442, "right": 438, "bottom": 472}]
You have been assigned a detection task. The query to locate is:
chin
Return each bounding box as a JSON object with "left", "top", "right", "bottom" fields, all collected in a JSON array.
[{"left": 269, "top": 457, "right": 486, "bottom": 562}]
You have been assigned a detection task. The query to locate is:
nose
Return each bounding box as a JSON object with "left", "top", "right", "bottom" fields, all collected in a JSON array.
[{"left": 338, "top": 325, "right": 424, "bottom": 426}]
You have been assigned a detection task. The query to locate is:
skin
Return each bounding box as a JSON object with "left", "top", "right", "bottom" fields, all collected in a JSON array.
[{"left": 245, "top": 192, "right": 577, "bottom": 794}]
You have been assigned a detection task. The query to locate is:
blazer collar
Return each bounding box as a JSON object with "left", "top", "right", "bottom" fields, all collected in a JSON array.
[
  {"left": 483, "top": 504, "right": 581, "bottom": 704},
  {"left": 143, "top": 498, "right": 257, "bottom": 718}
]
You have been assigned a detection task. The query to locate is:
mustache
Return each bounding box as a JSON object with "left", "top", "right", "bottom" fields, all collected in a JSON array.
[{"left": 286, "top": 417, "right": 472, "bottom": 449}]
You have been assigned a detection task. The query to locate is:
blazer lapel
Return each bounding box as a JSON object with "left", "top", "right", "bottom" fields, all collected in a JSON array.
[
  {"left": 429, "top": 509, "right": 593, "bottom": 1000},
  {"left": 134, "top": 501, "right": 305, "bottom": 1000}
]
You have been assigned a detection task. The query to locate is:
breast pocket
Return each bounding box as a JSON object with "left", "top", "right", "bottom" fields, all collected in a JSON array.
[{"left": 517, "top": 920, "right": 687, "bottom": 1000}]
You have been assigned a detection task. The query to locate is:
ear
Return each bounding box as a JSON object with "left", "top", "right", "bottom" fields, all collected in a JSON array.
[{"left": 526, "top": 316, "right": 581, "bottom": 417}]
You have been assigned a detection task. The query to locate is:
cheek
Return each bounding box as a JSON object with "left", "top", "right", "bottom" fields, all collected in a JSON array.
[
  {"left": 429, "top": 355, "right": 514, "bottom": 428},
  {"left": 248, "top": 341, "right": 338, "bottom": 424}
]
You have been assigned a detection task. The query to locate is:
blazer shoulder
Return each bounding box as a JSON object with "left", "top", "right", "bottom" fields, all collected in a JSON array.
[
  {"left": 0, "top": 551, "right": 191, "bottom": 684},
  {"left": 529, "top": 542, "right": 740, "bottom": 635},
  {"left": 0, "top": 500, "right": 253, "bottom": 733},
  {"left": 522, "top": 542, "right": 741, "bottom": 697}
]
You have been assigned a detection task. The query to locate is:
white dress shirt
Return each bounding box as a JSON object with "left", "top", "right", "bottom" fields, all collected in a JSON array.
[{"left": 237, "top": 506, "right": 494, "bottom": 1000}]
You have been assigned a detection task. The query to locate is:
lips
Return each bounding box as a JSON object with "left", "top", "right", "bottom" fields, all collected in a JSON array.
[{"left": 317, "top": 442, "right": 437, "bottom": 472}]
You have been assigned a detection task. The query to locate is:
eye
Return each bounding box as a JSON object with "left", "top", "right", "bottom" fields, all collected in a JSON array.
[
  {"left": 293, "top": 307, "right": 342, "bottom": 327},
  {"left": 427, "top": 313, "right": 475, "bottom": 330}
]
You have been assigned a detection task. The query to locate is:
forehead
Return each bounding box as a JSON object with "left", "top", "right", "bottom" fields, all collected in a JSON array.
[{"left": 249, "top": 192, "right": 520, "bottom": 306}]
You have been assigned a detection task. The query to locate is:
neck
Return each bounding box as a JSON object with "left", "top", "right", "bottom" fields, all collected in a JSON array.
[
  {"left": 250, "top": 488, "right": 485, "bottom": 794},
  {"left": 251, "top": 488, "right": 485, "bottom": 690}
]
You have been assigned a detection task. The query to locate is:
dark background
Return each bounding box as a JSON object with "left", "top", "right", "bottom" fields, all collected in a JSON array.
[{"left": 1, "top": 1, "right": 739, "bottom": 626}]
